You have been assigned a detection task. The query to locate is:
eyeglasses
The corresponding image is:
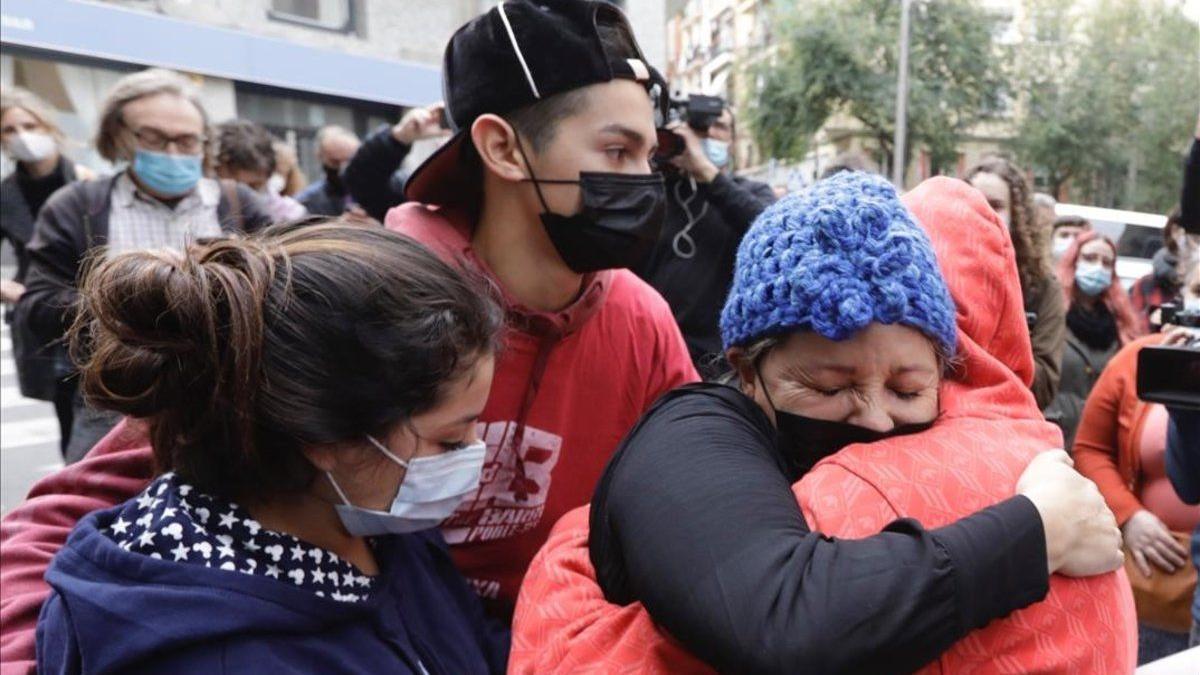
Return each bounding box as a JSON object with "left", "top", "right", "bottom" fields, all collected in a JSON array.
[{"left": 123, "top": 122, "right": 207, "bottom": 154}]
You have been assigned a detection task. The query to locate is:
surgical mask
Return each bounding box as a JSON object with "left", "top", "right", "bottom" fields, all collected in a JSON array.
[
  {"left": 1051, "top": 235, "right": 1073, "bottom": 260},
  {"left": 516, "top": 138, "right": 665, "bottom": 273},
  {"left": 132, "top": 149, "right": 202, "bottom": 197},
  {"left": 756, "top": 364, "right": 934, "bottom": 476},
  {"left": 6, "top": 130, "right": 56, "bottom": 163},
  {"left": 1074, "top": 262, "right": 1112, "bottom": 297},
  {"left": 702, "top": 138, "right": 729, "bottom": 169},
  {"left": 1184, "top": 295, "right": 1200, "bottom": 314},
  {"left": 328, "top": 435, "right": 486, "bottom": 536},
  {"left": 266, "top": 173, "right": 286, "bottom": 195}
]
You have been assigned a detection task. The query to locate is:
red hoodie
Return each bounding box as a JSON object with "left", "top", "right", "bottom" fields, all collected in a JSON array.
[
  {"left": 0, "top": 202, "right": 697, "bottom": 673},
  {"left": 509, "top": 177, "right": 1137, "bottom": 674}
]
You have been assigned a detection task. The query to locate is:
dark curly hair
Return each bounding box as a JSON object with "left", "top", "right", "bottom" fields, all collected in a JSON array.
[
  {"left": 69, "top": 218, "right": 503, "bottom": 501},
  {"left": 214, "top": 119, "right": 276, "bottom": 176},
  {"left": 965, "top": 156, "right": 1052, "bottom": 296}
]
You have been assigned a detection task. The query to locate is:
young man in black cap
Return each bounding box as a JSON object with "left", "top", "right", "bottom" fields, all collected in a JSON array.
[{"left": 384, "top": 0, "right": 699, "bottom": 618}]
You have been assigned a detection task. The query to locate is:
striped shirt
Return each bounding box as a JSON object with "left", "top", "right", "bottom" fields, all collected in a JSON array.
[{"left": 106, "top": 173, "right": 223, "bottom": 257}]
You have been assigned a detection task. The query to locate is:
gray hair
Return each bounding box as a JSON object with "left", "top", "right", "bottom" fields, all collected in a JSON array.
[
  {"left": 1032, "top": 192, "right": 1057, "bottom": 210},
  {"left": 95, "top": 68, "right": 208, "bottom": 162},
  {"left": 314, "top": 125, "right": 358, "bottom": 150}
]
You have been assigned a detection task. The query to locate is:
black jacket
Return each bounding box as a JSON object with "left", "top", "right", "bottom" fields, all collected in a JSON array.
[
  {"left": 1046, "top": 328, "right": 1119, "bottom": 450},
  {"left": 14, "top": 173, "right": 271, "bottom": 352},
  {"left": 636, "top": 171, "right": 775, "bottom": 372},
  {"left": 0, "top": 158, "right": 78, "bottom": 285},
  {"left": 590, "top": 383, "right": 1050, "bottom": 675},
  {"left": 1181, "top": 138, "right": 1199, "bottom": 233},
  {"left": 343, "top": 124, "right": 413, "bottom": 223}
]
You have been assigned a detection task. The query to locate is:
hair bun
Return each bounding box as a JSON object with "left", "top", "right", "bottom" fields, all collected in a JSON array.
[{"left": 71, "top": 238, "right": 276, "bottom": 419}]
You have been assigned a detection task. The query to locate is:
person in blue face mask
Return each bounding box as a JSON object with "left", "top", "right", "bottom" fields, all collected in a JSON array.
[
  {"left": 35, "top": 219, "right": 510, "bottom": 674},
  {"left": 13, "top": 68, "right": 272, "bottom": 465},
  {"left": 1045, "top": 230, "right": 1145, "bottom": 448},
  {"left": 636, "top": 104, "right": 777, "bottom": 379}
]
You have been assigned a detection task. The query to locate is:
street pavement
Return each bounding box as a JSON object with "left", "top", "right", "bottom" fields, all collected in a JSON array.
[{"left": 0, "top": 275, "right": 63, "bottom": 514}]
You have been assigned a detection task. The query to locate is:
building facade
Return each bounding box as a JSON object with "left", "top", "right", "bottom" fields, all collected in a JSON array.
[{"left": 1, "top": 0, "right": 667, "bottom": 181}]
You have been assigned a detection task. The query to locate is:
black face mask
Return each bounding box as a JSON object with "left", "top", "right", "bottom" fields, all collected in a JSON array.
[
  {"left": 755, "top": 364, "right": 936, "bottom": 477},
  {"left": 323, "top": 164, "right": 345, "bottom": 193},
  {"left": 516, "top": 139, "right": 665, "bottom": 273}
]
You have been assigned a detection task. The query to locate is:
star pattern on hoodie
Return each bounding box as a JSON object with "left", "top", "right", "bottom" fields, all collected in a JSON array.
[{"left": 104, "top": 473, "right": 376, "bottom": 604}]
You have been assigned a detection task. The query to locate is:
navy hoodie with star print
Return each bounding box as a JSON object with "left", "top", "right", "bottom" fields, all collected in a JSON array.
[{"left": 34, "top": 475, "right": 509, "bottom": 674}]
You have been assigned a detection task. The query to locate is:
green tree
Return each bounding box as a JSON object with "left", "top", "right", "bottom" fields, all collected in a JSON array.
[
  {"left": 748, "top": 0, "right": 1006, "bottom": 178},
  {"left": 1012, "top": 0, "right": 1199, "bottom": 211}
]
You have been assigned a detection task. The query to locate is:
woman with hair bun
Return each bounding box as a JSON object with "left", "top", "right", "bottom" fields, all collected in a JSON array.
[{"left": 35, "top": 219, "right": 509, "bottom": 674}]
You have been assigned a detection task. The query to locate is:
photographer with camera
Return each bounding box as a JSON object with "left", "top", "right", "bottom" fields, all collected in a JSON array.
[
  {"left": 1074, "top": 263, "right": 1200, "bottom": 664},
  {"left": 637, "top": 97, "right": 775, "bottom": 378}
]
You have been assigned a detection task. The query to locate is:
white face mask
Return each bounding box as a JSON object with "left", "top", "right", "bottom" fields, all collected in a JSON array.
[
  {"left": 6, "top": 130, "right": 57, "bottom": 163},
  {"left": 1184, "top": 295, "right": 1200, "bottom": 314},
  {"left": 266, "top": 173, "right": 286, "bottom": 195},
  {"left": 327, "top": 434, "right": 486, "bottom": 536}
]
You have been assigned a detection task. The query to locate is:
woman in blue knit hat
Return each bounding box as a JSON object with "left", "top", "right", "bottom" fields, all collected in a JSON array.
[{"left": 511, "top": 171, "right": 1132, "bottom": 674}]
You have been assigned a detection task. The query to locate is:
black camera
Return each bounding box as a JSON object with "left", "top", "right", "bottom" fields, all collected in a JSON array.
[
  {"left": 656, "top": 94, "right": 726, "bottom": 161},
  {"left": 1137, "top": 302, "right": 1200, "bottom": 410},
  {"left": 1159, "top": 301, "right": 1200, "bottom": 329}
]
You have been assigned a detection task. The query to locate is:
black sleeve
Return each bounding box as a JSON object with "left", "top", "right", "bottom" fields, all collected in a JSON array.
[
  {"left": 231, "top": 184, "right": 275, "bottom": 233},
  {"left": 343, "top": 124, "right": 412, "bottom": 222},
  {"left": 591, "top": 386, "right": 1050, "bottom": 675},
  {"left": 704, "top": 175, "right": 776, "bottom": 236},
  {"left": 1165, "top": 409, "right": 1200, "bottom": 504},
  {"left": 14, "top": 186, "right": 88, "bottom": 346},
  {"left": 1180, "top": 138, "right": 1199, "bottom": 234}
]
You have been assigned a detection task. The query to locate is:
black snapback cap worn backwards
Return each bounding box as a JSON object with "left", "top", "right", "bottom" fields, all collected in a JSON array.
[{"left": 404, "top": 0, "right": 665, "bottom": 207}]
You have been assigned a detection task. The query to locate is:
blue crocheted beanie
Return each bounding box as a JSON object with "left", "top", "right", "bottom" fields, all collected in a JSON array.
[{"left": 719, "top": 171, "right": 957, "bottom": 356}]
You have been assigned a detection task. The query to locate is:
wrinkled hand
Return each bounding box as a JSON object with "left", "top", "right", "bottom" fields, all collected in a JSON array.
[
  {"left": 1017, "top": 450, "right": 1124, "bottom": 577},
  {"left": 1122, "top": 509, "right": 1188, "bottom": 578},
  {"left": 666, "top": 122, "right": 719, "bottom": 183},
  {"left": 0, "top": 279, "right": 25, "bottom": 304},
  {"left": 392, "top": 103, "right": 451, "bottom": 145}
]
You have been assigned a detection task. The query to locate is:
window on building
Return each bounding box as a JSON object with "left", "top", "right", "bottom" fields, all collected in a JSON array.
[
  {"left": 234, "top": 84, "right": 399, "bottom": 183},
  {"left": 269, "top": 0, "right": 355, "bottom": 33}
]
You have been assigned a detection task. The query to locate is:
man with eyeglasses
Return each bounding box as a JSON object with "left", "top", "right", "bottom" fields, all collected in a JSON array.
[{"left": 14, "top": 68, "right": 271, "bottom": 464}]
